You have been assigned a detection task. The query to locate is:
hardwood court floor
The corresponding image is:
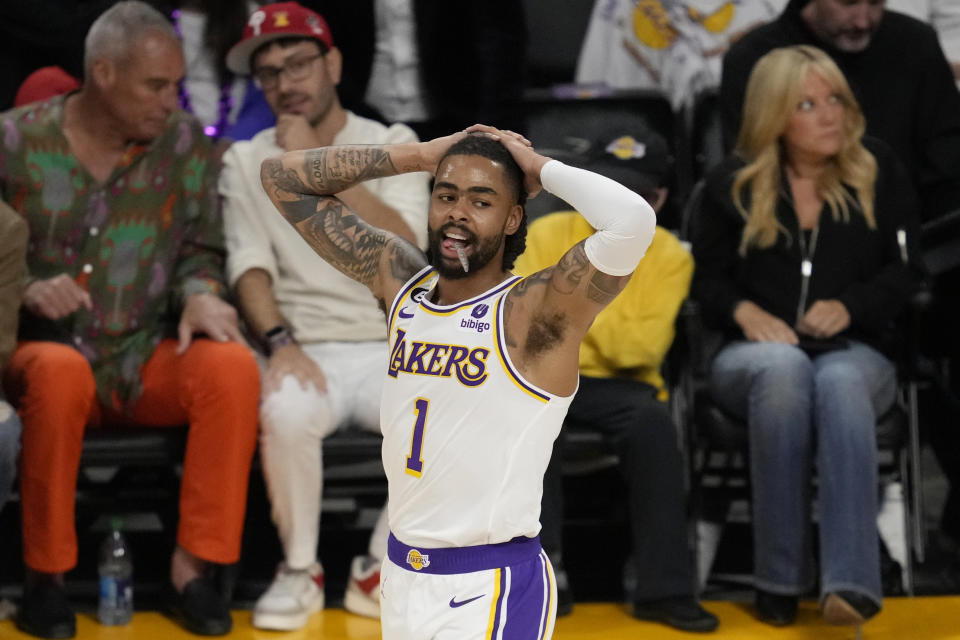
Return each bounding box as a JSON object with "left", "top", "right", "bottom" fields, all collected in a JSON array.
[{"left": 2, "top": 598, "right": 960, "bottom": 639}]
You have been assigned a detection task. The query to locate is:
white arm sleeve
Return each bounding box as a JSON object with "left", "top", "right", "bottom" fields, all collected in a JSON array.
[{"left": 539, "top": 159, "right": 657, "bottom": 276}]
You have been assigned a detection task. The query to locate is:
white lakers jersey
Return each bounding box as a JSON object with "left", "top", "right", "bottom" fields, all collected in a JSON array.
[{"left": 381, "top": 266, "right": 575, "bottom": 548}]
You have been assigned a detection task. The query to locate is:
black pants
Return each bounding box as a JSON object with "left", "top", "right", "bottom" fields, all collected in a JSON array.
[{"left": 540, "top": 376, "right": 696, "bottom": 601}]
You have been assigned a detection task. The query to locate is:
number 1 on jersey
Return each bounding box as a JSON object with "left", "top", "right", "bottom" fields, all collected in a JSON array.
[{"left": 405, "top": 398, "right": 429, "bottom": 477}]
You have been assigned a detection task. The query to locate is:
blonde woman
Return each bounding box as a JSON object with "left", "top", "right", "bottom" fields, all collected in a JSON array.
[{"left": 692, "top": 45, "right": 923, "bottom": 628}]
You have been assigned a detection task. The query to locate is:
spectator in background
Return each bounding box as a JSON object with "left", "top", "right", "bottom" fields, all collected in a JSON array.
[
  {"left": 694, "top": 45, "right": 923, "bottom": 629},
  {"left": 0, "top": 2, "right": 259, "bottom": 637},
  {"left": 720, "top": 0, "right": 960, "bottom": 571},
  {"left": 515, "top": 125, "right": 717, "bottom": 632},
  {"left": 720, "top": 0, "right": 960, "bottom": 221},
  {"left": 304, "top": 0, "right": 526, "bottom": 141},
  {"left": 163, "top": 0, "right": 256, "bottom": 139},
  {"left": 886, "top": 0, "right": 960, "bottom": 86},
  {"left": 221, "top": 2, "right": 430, "bottom": 629},
  {"left": 576, "top": 0, "right": 787, "bottom": 110},
  {"left": 155, "top": 0, "right": 278, "bottom": 140},
  {"left": 0, "top": 202, "right": 27, "bottom": 520},
  {"left": 0, "top": 1, "right": 279, "bottom": 140}
]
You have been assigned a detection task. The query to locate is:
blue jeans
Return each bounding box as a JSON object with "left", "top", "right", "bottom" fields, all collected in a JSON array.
[
  {"left": 0, "top": 399, "right": 21, "bottom": 514},
  {"left": 710, "top": 340, "right": 896, "bottom": 608}
]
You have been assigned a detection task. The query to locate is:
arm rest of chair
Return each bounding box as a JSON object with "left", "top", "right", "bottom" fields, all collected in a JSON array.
[
  {"left": 898, "top": 285, "right": 934, "bottom": 381},
  {"left": 920, "top": 208, "right": 960, "bottom": 275}
]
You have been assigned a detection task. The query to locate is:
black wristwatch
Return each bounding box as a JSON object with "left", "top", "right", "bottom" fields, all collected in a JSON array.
[{"left": 264, "top": 325, "right": 297, "bottom": 355}]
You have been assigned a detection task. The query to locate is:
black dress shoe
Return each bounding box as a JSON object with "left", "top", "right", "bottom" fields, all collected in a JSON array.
[
  {"left": 16, "top": 581, "right": 76, "bottom": 639},
  {"left": 167, "top": 577, "right": 232, "bottom": 636},
  {"left": 822, "top": 590, "right": 881, "bottom": 625},
  {"left": 632, "top": 596, "right": 720, "bottom": 632},
  {"left": 755, "top": 589, "right": 798, "bottom": 626}
]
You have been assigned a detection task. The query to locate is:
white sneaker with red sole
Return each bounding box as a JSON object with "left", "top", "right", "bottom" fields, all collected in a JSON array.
[
  {"left": 252, "top": 562, "right": 324, "bottom": 630},
  {"left": 344, "top": 555, "right": 381, "bottom": 618}
]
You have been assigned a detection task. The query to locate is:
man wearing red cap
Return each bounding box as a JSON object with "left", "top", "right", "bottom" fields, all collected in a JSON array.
[
  {"left": 221, "top": 2, "right": 429, "bottom": 630},
  {"left": 0, "top": 2, "right": 260, "bottom": 638}
]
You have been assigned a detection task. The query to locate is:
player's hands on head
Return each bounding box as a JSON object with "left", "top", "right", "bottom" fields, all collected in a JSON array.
[
  {"left": 464, "top": 124, "right": 532, "bottom": 147},
  {"left": 464, "top": 124, "right": 546, "bottom": 198},
  {"left": 419, "top": 130, "right": 470, "bottom": 174}
]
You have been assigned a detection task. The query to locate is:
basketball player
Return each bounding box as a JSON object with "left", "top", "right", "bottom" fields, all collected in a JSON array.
[{"left": 260, "top": 124, "right": 656, "bottom": 639}]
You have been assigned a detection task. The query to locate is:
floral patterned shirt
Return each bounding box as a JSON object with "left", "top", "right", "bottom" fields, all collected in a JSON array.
[{"left": 0, "top": 95, "right": 226, "bottom": 411}]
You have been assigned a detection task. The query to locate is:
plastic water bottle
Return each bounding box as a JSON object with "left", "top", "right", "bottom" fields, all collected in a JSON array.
[{"left": 98, "top": 519, "right": 133, "bottom": 625}]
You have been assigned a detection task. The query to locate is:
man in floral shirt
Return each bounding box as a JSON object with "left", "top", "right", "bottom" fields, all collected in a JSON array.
[{"left": 0, "top": 2, "right": 259, "bottom": 637}]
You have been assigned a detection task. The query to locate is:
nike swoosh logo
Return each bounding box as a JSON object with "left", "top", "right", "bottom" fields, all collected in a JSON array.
[
  {"left": 449, "top": 594, "right": 485, "bottom": 608},
  {"left": 398, "top": 307, "right": 415, "bottom": 319}
]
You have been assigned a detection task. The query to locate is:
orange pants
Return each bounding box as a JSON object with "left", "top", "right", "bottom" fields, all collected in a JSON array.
[{"left": 4, "top": 339, "right": 259, "bottom": 574}]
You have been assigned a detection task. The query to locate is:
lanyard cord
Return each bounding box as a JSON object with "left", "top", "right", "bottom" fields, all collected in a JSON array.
[{"left": 796, "top": 223, "right": 820, "bottom": 326}]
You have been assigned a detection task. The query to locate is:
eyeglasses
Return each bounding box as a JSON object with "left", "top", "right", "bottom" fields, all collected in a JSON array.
[{"left": 253, "top": 53, "right": 323, "bottom": 91}]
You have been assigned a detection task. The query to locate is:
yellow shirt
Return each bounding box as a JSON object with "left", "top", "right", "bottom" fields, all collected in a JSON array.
[{"left": 514, "top": 212, "right": 693, "bottom": 392}]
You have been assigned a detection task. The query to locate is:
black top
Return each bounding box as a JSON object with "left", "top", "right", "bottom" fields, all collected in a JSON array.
[
  {"left": 691, "top": 137, "right": 924, "bottom": 351},
  {"left": 719, "top": 0, "right": 960, "bottom": 219},
  {"left": 0, "top": 1, "right": 116, "bottom": 110}
]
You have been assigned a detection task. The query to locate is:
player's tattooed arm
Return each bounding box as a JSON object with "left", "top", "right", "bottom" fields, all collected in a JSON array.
[
  {"left": 303, "top": 147, "right": 399, "bottom": 194},
  {"left": 262, "top": 143, "right": 424, "bottom": 204},
  {"left": 261, "top": 149, "right": 428, "bottom": 304},
  {"left": 260, "top": 146, "right": 401, "bottom": 222},
  {"left": 553, "top": 242, "right": 630, "bottom": 308},
  {"left": 510, "top": 243, "right": 629, "bottom": 309},
  {"left": 506, "top": 241, "right": 631, "bottom": 354}
]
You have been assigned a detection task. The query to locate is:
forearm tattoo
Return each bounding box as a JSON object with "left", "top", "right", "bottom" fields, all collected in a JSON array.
[
  {"left": 300, "top": 199, "right": 389, "bottom": 288},
  {"left": 262, "top": 157, "right": 317, "bottom": 224},
  {"left": 262, "top": 148, "right": 425, "bottom": 291},
  {"left": 305, "top": 147, "right": 398, "bottom": 193}
]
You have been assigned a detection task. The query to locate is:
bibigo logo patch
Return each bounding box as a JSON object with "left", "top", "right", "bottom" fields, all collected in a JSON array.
[
  {"left": 459, "top": 304, "right": 491, "bottom": 334},
  {"left": 406, "top": 549, "right": 430, "bottom": 571}
]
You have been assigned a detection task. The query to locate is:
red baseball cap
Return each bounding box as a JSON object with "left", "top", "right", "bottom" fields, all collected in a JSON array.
[
  {"left": 226, "top": 2, "right": 334, "bottom": 75},
  {"left": 14, "top": 66, "right": 81, "bottom": 107}
]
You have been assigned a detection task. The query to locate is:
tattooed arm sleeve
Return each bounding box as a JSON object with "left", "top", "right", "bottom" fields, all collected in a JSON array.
[{"left": 260, "top": 144, "right": 428, "bottom": 305}]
